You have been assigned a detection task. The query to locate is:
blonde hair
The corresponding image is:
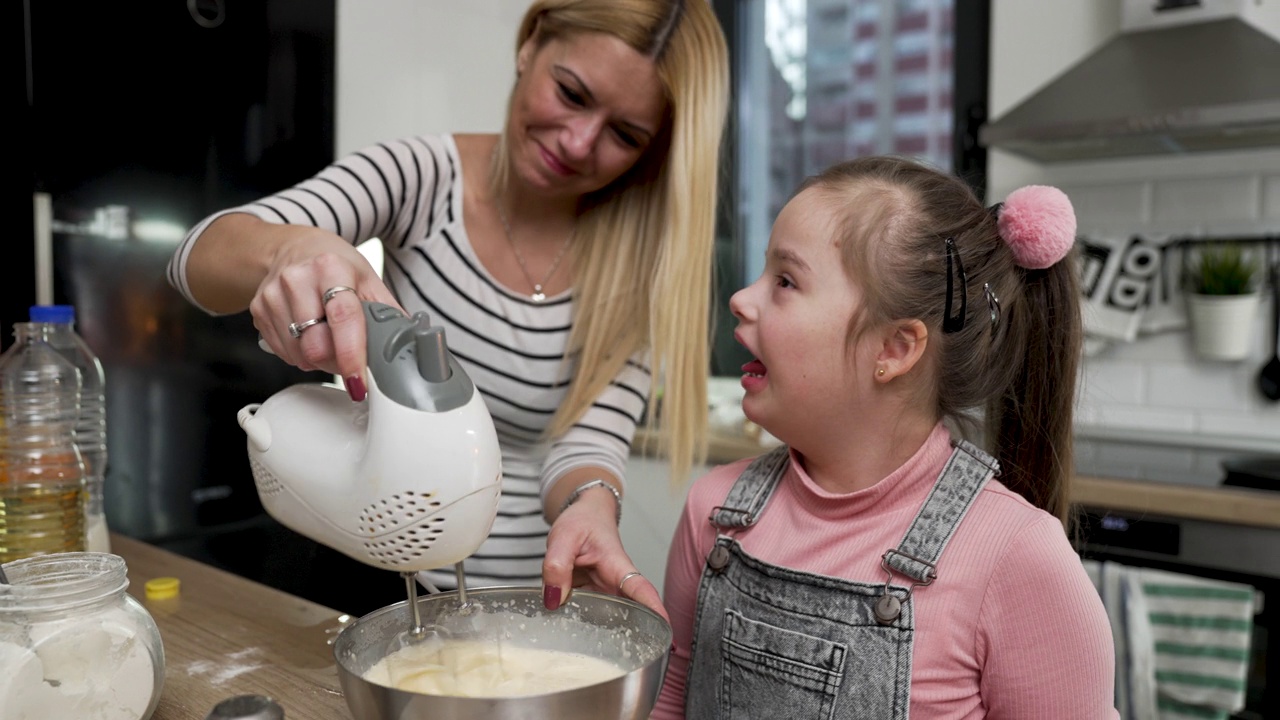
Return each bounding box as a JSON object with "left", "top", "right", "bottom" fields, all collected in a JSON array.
[{"left": 493, "top": 0, "right": 729, "bottom": 485}]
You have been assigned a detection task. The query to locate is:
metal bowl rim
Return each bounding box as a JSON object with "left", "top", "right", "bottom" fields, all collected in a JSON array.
[{"left": 331, "top": 585, "right": 673, "bottom": 698}]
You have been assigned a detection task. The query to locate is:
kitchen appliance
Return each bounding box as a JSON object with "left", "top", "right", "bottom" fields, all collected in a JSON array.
[
  {"left": 238, "top": 302, "right": 503, "bottom": 581},
  {"left": 1074, "top": 433, "right": 1280, "bottom": 718},
  {"left": 333, "top": 587, "right": 672, "bottom": 720},
  {"left": 980, "top": 0, "right": 1280, "bottom": 161}
]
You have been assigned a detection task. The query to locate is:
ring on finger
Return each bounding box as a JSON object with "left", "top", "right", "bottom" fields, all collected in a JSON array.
[
  {"left": 323, "top": 285, "right": 357, "bottom": 305},
  {"left": 288, "top": 316, "right": 327, "bottom": 338},
  {"left": 618, "top": 571, "right": 643, "bottom": 594}
]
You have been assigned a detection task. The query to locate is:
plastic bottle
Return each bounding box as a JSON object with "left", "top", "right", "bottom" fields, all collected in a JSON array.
[
  {"left": 28, "top": 305, "right": 110, "bottom": 552},
  {"left": 0, "top": 323, "right": 87, "bottom": 563}
]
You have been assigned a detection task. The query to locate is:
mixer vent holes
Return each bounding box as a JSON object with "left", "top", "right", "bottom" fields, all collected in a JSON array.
[
  {"left": 362, "top": 517, "right": 446, "bottom": 565},
  {"left": 248, "top": 458, "right": 284, "bottom": 497},
  {"left": 357, "top": 492, "right": 444, "bottom": 534}
]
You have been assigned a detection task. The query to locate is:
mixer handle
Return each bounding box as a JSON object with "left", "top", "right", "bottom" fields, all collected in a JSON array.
[
  {"left": 365, "top": 302, "right": 476, "bottom": 412},
  {"left": 383, "top": 315, "right": 452, "bottom": 384},
  {"left": 415, "top": 327, "right": 452, "bottom": 383}
]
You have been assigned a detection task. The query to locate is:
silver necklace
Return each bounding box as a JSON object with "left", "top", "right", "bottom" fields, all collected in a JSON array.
[{"left": 496, "top": 202, "right": 573, "bottom": 302}]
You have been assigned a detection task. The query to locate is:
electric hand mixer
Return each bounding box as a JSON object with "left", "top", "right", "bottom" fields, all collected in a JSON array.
[{"left": 236, "top": 301, "right": 503, "bottom": 637}]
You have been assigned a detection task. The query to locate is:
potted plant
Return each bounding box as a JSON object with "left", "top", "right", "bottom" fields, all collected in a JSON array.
[{"left": 1184, "top": 242, "right": 1263, "bottom": 361}]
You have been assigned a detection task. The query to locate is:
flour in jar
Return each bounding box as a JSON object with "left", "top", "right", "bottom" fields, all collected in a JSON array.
[
  {"left": 0, "top": 607, "right": 156, "bottom": 720},
  {"left": 365, "top": 639, "right": 627, "bottom": 697}
]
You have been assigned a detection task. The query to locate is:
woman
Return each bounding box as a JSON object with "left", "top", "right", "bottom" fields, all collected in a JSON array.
[{"left": 166, "top": 0, "right": 728, "bottom": 616}]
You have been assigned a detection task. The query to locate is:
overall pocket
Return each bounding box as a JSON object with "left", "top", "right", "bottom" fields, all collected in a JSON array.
[{"left": 720, "top": 610, "right": 846, "bottom": 719}]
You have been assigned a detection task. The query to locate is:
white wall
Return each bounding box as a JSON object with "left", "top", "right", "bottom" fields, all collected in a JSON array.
[
  {"left": 988, "top": 0, "right": 1280, "bottom": 448},
  {"left": 335, "top": 0, "right": 529, "bottom": 155}
]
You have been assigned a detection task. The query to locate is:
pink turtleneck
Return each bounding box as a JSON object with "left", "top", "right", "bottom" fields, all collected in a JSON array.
[{"left": 652, "top": 425, "right": 1117, "bottom": 719}]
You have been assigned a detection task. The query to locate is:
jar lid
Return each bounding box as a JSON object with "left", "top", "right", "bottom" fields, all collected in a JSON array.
[{"left": 145, "top": 576, "right": 181, "bottom": 600}]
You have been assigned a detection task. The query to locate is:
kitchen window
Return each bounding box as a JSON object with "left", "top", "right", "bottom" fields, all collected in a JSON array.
[{"left": 709, "top": 0, "right": 990, "bottom": 374}]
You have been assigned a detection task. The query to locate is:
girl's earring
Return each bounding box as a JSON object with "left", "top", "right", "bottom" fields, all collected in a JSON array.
[{"left": 876, "top": 367, "right": 886, "bottom": 377}]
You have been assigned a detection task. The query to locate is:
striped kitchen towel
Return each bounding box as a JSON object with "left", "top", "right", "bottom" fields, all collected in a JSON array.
[{"left": 1083, "top": 560, "right": 1258, "bottom": 720}]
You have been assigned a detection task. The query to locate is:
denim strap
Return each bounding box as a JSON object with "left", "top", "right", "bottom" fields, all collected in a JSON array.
[
  {"left": 708, "top": 444, "right": 790, "bottom": 529},
  {"left": 882, "top": 439, "right": 998, "bottom": 583}
]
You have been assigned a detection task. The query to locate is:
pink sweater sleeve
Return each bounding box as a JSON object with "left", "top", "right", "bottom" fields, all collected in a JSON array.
[
  {"left": 976, "top": 514, "right": 1119, "bottom": 719},
  {"left": 650, "top": 467, "right": 733, "bottom": 720}
]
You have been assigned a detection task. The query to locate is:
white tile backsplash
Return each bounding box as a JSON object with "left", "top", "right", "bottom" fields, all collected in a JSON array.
[
  {"left": 997, "top": 147, "right": 1280, "bottom": 448},
  {"left": 1151, "top": 175, "right": 1263, "bottom": 229},
  {"left": 1197, "top": 411, "right": 1280, "bottom": 442},
  {"left": 1263, "top": 174, "right": 1280, "bottom": 222},
  {"left": 1146, "top": 365, "right": 1254, "bottom": 411},
  {"left": 1080, "top": 360, "right": 1146, "bottom": 406},
  {"left": 1086, "top": 405, "right": 1198, "bottom": 434},
  {"left": 1062, "top": 182, "right": 1151, "bottom": 230}
]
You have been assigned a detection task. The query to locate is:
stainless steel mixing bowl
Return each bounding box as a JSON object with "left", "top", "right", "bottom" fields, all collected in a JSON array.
[{"left": 333, "top": 586, "right": 672, "bottom": 719}]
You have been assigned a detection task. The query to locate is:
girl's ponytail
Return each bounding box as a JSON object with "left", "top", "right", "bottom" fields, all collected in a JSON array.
[{"left": 984, "top": 186, "right": 1081, "bottom": 523}]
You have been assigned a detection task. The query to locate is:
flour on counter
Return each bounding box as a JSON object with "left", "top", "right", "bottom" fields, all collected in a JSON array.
[
  {"left": 0, "top": 607, "right": 157, "bottom": 720},
  {"left": 185, "top": 647, "right": 264, "bottom": 686}
]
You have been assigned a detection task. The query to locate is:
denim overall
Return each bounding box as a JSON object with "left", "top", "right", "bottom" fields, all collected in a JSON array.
[{"left": 685, "top": 439, "right": 998, "bottom": 720}]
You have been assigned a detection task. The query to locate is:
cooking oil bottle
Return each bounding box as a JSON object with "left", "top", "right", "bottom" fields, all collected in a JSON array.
[
  {"left": 0, "top": 322, "right": 87, "bottom": 562},
  {"left": 29, "top": 305, "right": 110, "bottom": 552}
]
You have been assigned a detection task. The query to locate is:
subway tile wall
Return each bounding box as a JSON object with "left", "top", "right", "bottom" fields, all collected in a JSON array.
[{"left": 990, "top": 148, "right": 1280, "bottom": 447}]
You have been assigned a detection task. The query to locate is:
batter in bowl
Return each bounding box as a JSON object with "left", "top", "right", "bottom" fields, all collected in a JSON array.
[{"left": 364, "top": 638, "right": 627, "bottom": 697}]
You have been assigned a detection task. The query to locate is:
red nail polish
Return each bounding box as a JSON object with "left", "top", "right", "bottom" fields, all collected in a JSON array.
[
  {"left": 543, "top": 585, "right": 561, "bottom": 611},
  {"left": 346, "top": 375, "right": 367, "bottom": 402}
]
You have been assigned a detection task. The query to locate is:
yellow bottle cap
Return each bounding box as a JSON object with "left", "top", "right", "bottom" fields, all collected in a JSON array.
[{"left": 145, "top": 576, "right": 181, "bottom": 600}]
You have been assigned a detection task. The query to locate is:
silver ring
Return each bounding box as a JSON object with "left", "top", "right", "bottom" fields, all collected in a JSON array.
[
  {"left": 618, "top": 571, "right": 642, "bottom": 594},
  {"left": 323, "top": 285, "right": 357, "bottom": 305},
  {"left": 288, "top": 316, "right": 326, "bottom": 338}
]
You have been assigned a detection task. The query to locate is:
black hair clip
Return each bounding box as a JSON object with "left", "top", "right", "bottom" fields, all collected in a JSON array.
[{"left": 942, "top": 237, "right": 967, "bottom": 334}]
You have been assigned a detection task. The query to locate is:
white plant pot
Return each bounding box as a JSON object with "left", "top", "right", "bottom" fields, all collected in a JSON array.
[{"left": 1186, "top": 293, "right": 1262, "bottom": 361}]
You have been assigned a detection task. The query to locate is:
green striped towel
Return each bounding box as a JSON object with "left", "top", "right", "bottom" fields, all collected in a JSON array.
[{"left": 1083, "top": 560, "right": 1257, "bottom": 720}]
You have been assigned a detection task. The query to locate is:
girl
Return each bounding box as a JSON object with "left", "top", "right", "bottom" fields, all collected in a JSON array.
[
  {"left": 166, "top": 0, "right": 728, "bottom": 615},
  {"left": 654, "top": 157, "right": 1117, "bottom": 718}
]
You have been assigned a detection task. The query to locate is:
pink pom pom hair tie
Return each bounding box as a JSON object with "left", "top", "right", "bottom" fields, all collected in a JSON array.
[{"left": 994, "top": 185, "right": 1076, "bottom": 270}]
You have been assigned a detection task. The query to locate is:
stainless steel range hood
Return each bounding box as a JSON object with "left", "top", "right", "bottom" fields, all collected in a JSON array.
[{"left": 980, "top": 13, "right": 1280, "bottom": 163}]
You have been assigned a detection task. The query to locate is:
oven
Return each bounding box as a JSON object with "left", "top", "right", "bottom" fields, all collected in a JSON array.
[{"left": 1073, "top": 436, "right": 1279, "bottom": 719}]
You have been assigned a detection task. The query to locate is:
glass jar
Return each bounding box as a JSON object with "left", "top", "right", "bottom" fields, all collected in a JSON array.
[{"left": 0, "top": 552, "right": 165, "bottom": 720}]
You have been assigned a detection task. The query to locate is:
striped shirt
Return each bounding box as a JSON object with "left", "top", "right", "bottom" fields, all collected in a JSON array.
[{"left": 168, "top": 134, "right": 651, "bottom": 590}]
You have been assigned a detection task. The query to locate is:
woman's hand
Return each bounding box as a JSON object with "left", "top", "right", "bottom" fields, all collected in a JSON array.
[
  {"left": 542, "top": 485, "right": 668, "bottom": 621},
  {"left": 248, "top": 223, "right": 402, "bottom": 392}
]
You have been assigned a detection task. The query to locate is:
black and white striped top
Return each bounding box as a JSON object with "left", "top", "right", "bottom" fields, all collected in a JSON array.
[{"left": 168, "top": 134, "right": 651, "bottom": 589}]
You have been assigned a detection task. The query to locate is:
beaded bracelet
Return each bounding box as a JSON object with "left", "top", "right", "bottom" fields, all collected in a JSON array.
[{"left": 558, "top": 479, "right": 622, "bottom": 525}]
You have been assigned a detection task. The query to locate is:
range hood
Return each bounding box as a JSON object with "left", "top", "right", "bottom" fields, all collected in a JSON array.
[{"left": 980, "top": 0, "right": 1280, "bottom": 163}]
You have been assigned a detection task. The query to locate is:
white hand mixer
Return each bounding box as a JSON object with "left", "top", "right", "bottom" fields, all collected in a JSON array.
[{"left": 237, "top": 301, "right": 503, "bottom": 633}]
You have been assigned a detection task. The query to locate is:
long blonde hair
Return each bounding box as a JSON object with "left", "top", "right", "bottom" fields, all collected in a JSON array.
[{"left": 493, "top": 0, "right": 729, "bottom": 485}]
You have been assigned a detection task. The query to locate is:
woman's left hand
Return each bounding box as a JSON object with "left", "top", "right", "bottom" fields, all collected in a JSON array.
[{"left": 542, "top": 488, "right": 668, "bottom": 621}]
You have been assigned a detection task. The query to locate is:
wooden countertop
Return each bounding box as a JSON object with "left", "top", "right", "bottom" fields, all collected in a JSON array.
[
  {"left": 635, "top": 430, "right": 1280, "bottom": 530},
  {"left": 1073, "top": 475, "right": 1280, "bottom": 530},
  {"left": 113, "top": 533, "right": 353, "bottom": 719}
]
